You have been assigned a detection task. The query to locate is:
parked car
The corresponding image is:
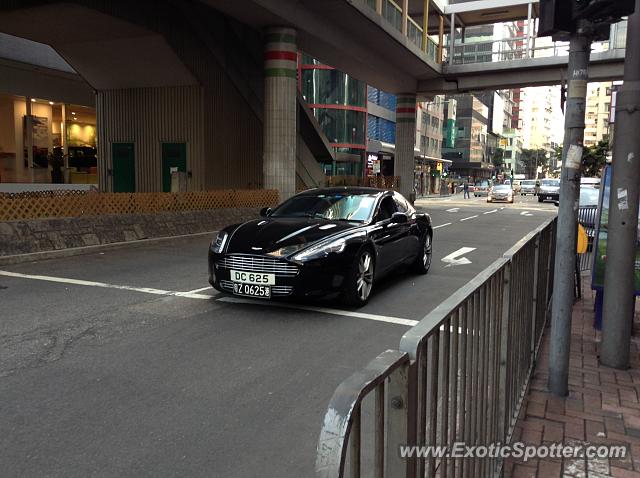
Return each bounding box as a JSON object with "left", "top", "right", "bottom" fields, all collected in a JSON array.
[
  {"left": 487, "top": 184, "right": 514, "bottom": 203},
  {"left": 473, "top": 180, "right": 491, "bottom": 197},
  {"left": 520, "top": 179, "right": 538, "bottom": 196},
  {"left": 538, "top": 178, "right": 561, "bottom": 202},
  {"left": 208, "top": 187, "right": 433, "bottom": 307}
]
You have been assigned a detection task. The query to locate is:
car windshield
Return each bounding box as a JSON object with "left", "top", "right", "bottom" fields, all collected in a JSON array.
[
  {"left": 522, "top": 180, "right": 535, "bottom": 186},
  {"left": 541, "top": 179, "right": 560, "bottom": 187},
  {"left": 270, "top": 193, "right": 377, "bottom": 222},
  {"left": 580, "top": 187, "right": 600, "bottom": 206},
  {"left": 493, "top": 185, "right": 511, "bottom": 191}
]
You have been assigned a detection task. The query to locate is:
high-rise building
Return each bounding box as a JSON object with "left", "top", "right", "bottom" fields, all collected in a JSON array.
[{"left": 584, "top": 82, "right": 613, "bottom": 148}]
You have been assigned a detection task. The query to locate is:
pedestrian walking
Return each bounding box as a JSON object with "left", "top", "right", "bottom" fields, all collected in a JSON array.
[{"left": 463, "top": 181, "right": 470, "bottom": 199}]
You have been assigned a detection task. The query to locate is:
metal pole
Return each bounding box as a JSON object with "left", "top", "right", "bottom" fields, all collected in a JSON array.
[
  {"left": 601, "top": 1, "right": 640, "bottom": 369},
  {"left": 449, "top": 13, "right": 455, "bottom": 65},
  {"left": 526, "top": 2, "right": 532, "bottom": 58},
  {"left": 548, "top": 21, "right": 592, "bottom": 396}
]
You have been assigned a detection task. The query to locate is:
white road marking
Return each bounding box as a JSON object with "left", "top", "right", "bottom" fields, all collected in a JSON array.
[
  {"left": 216, "top": 296, "right": 418, "bottom": 327},
  {"left": 460, "top": 215, "right": 478, "bottom": 222},
  {"left": 183, "top": 286, "right": 213, "bottom": 294},
  {"left": 433, "top": 223, "right": 452, "bottom": 229},
  {"left": 483, "top": 209, "right": 498, "bottom": 215},
  {"left": 0, "top": 270, "right": 214, "bottom": 300},
  {"left": 520, "top": 211, "right": 534, "bottom": 216},
  {"left": 0, "top": 270, "right": 416, "bottom": 325},
  {"left": 441, "top": 247, "right": 476, "bottom": 267},
  {"left": 446, "top": 208, "right": 460, "bottom": 213}
]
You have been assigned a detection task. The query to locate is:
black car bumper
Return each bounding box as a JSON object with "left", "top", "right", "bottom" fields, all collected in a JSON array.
[
  {"left": 208, "top": 251, "right": 349, "bottom": 300},
  {"left": 539, "top": 192, "right": 559, "bottom": 201}
]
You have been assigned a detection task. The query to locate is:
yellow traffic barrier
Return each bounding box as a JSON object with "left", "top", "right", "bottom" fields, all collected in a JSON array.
[{"left": 577, "top": 224, "right": 588, "bottom": 254}]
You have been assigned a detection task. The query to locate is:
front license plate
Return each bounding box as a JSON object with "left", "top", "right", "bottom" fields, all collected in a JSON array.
[
  {"left": 233, "top": 283, "right": 271, "bottom": 298},
  {"left": 230, "top": 269, "right": 275, "bottom": 285}
]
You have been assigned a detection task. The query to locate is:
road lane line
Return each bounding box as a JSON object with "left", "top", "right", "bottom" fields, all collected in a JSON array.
[
  {"left": 460, "top": 215, "right": 478, "bottom": 222},
  {"left": 433, "top": 223, "right": 452, "bottom": 229},
  {"left": 182, "top": 286, "right": 213, "bottom": 294},
  {"left": 0, "top": 270, "right": 214, "bottom": 300},
  {"left": 483, "top": 209, "right": 498, "bottom": 215},
  {"left": 216, "top": 296, "right": 418, "bottom": 327},
  {"left": 446, "top": 208, "right": 460, "bottom": 212}
]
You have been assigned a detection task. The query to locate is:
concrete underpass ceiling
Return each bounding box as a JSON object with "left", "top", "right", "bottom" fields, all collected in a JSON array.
[
  {"left": 0, "top": 3, "right": 197, "bottom": 90},
  {"left": 203, "top": 0, "right": 443, "bottom": 94}
]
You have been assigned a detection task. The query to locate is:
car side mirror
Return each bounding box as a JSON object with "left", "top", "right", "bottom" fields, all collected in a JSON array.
[
  {"left": 390, "top": 212, "right": 408, "bottom": 224},
  {"left": 259, "top": 207, "right": 272, "bottom": 217}
]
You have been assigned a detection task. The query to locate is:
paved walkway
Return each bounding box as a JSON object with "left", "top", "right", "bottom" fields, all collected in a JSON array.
[{"left": 505, "top": 280, "right": 640, "bottom": 478}]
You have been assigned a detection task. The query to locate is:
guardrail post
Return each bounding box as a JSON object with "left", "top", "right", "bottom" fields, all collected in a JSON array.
[
  {"left": 386, "top": 361, "right": 410, "bottom": 477},
  {"left": 497, "top": 262, "right": 512, "bottom": 448}
]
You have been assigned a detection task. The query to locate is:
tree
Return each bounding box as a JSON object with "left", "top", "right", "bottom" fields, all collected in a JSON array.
[
  {"left": 581, "top": 140, "right": 609, "bottom": 178},
  {"left": 491, "top": 147, "right": 505, "bottom": 172},
  {"left": 519, "top": 148, "right": 549, "bottom": 179}
]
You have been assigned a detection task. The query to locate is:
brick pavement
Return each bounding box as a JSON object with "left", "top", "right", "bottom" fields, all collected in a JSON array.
[{"left": 504, "top": 281, "right": 640, "bottom": 478}]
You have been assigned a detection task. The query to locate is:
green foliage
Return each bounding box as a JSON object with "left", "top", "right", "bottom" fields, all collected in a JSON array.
[
  {"left": 519, "top": 148, "right": 549, "bottom": 178},
  {"left": 581, "top": 140, "right": 609, "bottom": 178},
  {"left": 491, "top": 147, "right": 505, "bottom": 171}
]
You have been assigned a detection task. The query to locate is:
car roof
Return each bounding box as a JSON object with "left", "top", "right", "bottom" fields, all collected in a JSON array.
[{"left": 295, "top": 187, "right": 390, "bottom": 197}]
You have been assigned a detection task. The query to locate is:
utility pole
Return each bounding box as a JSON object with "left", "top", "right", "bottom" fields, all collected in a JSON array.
[
  {"left": 548, "top": 20, "right": 592, "bottom": 396},
  {"left": 601, "top": 0, "right": 640, "bottom": 369}
]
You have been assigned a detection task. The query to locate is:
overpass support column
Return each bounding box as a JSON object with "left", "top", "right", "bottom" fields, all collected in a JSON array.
[
  {"left": 395, "top": 94, "right": 417, "bottom": 201},
  {"left": 263, "top": 27, "right": 297, "bottom": 200}
]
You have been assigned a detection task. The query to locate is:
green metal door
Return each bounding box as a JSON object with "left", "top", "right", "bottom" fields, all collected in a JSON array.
[
  {"left": 162, "top": 143, "right": 187, "bottom": 192},
  {"left": 112, "top": 143, "right": 135, "bottom": 192}
]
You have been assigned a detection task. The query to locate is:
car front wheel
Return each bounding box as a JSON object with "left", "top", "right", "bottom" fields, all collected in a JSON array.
[
  {"left": 414, "top": 231, "right": 433, "bottom": 274},
  {"left": 343, "top": 248, "right": 375, "bottom": 307}
]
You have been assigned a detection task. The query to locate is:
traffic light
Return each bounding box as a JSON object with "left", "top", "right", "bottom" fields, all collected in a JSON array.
[
  {"left": 539, "top": 0, "right": 574, "bottom": 36},
  {"left": 539, "top": 0, "right": 635, "bottom": 37},
  {"left": 573, "top": 0, "right": 635, "bottom": 23}
]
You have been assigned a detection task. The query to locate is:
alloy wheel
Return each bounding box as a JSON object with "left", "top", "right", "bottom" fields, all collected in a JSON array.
[
  {"left": 423, "top": 234, "right": 432, "bottom": 269},
  {"left": 357, "top": 251, "right": 374, "bottom": 301}
]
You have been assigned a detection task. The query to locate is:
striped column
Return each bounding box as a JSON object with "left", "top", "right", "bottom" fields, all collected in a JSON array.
[
  {"left": 395, "top": 94, "right": 417, "bottom": 201},
  {"left": 263, "top": 27, "right": 297, "bottom": 200}
]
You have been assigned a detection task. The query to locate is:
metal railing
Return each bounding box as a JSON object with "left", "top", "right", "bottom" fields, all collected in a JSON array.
[
  {"left": 449, "top": 20, "right": 627, "bottom": 66},
  {"left": 578, "top": 205, "right": 598, "bottom": 272},
  {"left": 316, "top": 217, "right": 557, "bottom": 477},
  {"left": 364, "top": 0, "right": 440, "bottom": 62}
]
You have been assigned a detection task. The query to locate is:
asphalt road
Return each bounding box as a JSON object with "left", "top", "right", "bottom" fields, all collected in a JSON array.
[{"left": 0, "top": 194, "right": 556, "bottom": 478}]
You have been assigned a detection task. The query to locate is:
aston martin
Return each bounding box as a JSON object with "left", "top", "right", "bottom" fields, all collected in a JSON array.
[{"left": 208, "top": 187, "right": 433, "bottom": 307}]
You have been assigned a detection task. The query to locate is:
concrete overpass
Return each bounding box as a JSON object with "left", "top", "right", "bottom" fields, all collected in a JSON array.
[{"left": 0, "top": 0, "right": 627, "bottom": 199}]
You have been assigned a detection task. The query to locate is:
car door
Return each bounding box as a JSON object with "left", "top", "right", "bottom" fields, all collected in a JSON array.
[
  {"left": 369, "top": 195, "right": 404, "bottom": 275},
  {"left": 393, "top": 193, "right": 420, "bottom": 262}
]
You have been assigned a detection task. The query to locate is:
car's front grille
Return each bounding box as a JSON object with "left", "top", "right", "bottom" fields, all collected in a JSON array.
[
  {"left": 219, "top": 280, "right": 294, "bottom": 297},
  {"left": 216, "top": 254, "right": 299, "bottom": 277}
]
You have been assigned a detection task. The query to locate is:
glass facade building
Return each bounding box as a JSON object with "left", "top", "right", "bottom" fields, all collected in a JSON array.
[{"left": 299, "top": 54, "right": 367, "bottom": 176}]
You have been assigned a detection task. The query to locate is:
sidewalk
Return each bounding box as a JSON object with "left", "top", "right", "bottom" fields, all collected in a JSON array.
[{"left": 504, "top": 280, "right": 640, "bottom": 478}]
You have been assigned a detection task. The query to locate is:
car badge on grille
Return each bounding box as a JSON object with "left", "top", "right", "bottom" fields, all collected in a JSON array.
[{"left": 251, "top": 247, "right": 263, "bottom": 251}]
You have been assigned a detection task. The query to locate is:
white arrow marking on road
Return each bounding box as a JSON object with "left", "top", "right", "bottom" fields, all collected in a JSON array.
[
  {"left": 520, "top": 211, "right": 534, "bottom": 216},
  {"left": 460, "top": 215, "right": 478, "bottom": 222},
  {"left": 441, "top": 247, "right": 477, "bottom": 267},
  {"left": 446, "top": 207, "right": 460, "bottom": 212},
  {"left": 484, "top": 209, "right": 498, "bottom": 215}
]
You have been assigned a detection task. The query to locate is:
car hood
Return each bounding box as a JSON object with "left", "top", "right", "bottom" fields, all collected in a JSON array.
[
  {"left": 225, "top": 217, "right": 359, "bottom": 255},
  {"left": 540, "top": 186, "right": 560, "bottom": 192}
]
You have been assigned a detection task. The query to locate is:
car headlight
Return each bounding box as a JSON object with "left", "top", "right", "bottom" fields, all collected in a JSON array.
[
  {"left": 292, "top": 238, "right": 346, "bottom": 262},
  {"left": 210, "top": 231, "right": 229, "bottom": 253}
]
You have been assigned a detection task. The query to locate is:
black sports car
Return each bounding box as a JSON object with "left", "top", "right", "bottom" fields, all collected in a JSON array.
[{"left": 208, "top": 187, "right": 433, "bottom": 306}]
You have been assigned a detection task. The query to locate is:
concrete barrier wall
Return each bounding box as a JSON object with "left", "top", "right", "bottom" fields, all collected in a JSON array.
[{"left": 0, "top": 208, "right": 260, "bottom": 257}]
